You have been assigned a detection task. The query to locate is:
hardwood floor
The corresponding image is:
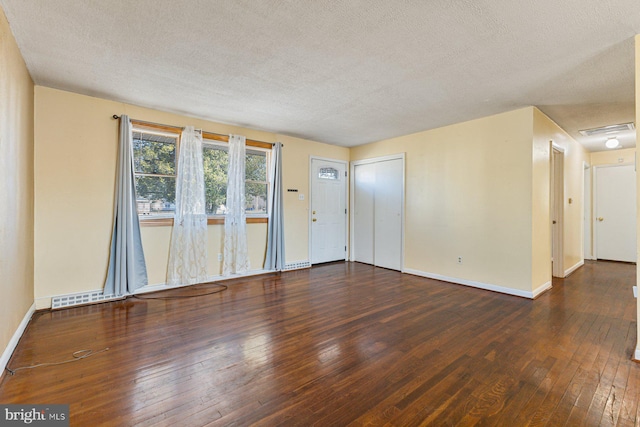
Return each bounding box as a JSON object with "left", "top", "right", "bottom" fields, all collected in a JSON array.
[{"left": 1, "top": 261, "right": 638, "bottom": 426}]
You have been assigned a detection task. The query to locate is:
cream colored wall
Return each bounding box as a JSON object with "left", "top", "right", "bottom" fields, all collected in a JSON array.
[
  {"left": 351, "top": 108, "right": 536, "bottom": 293},
  {"left": 0, "top": 9, "right": 34, "bottom": 354},
  {"left": 531, "top": 109, "right": 552, "bottom": 290},
  {"left": 140, "top": 223, "right": 268, "bottom": 286},
  {"left": 533, "top": 108, "right": 589, "bottom": 278},
  {"left": 590, "top": 147, "right": 635, "bottom": 166},
  {"left": 635, "top": 34, "right": 640, "bottom": 361},
  {"left": 34, "top": 87, "right": 343, "bottom": 307},
  {"left": 278, "top": 134, "right": 349, "bottom": 263}
]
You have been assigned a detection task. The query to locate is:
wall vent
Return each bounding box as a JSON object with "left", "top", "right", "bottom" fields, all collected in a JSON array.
[
  {"left": 51, "top": 290, "right": 118, "bottom": 309},
  {"left": 579, "top": 122, "right": 635, "bottom": 137},
  {"left": 283, "top": 261, "right": 311, "bottom": 271}
]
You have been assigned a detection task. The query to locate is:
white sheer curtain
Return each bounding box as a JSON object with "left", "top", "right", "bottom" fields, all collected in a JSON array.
[
  {"left": 167, "top": 126, "right": 208, "bottom": 286},
  {"left": 223, "top": 134, "right": 250, "bottom": 275},
  {"left": 104, "top": 115, "right": 148, "bottom": 296},
  {"left": 264, "top": 142, "right": 285, "bottom": 270}
]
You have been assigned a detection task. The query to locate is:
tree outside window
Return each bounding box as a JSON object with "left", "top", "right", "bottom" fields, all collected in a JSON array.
[
  {"left": 132, "top": 131, "right": 177, "bottom": 216},
  {"left": 132, "top": 127, "right": 270, "bottom": 219}
]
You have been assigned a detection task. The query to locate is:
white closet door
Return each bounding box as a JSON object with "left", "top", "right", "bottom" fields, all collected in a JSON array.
[
  {"left": 352, "top": 156, "right": 403, "bottom": 271},
  {"left": 353, "top": 163, "right": 375, "bottom": 264},
  {"left": 374, "top": 159, "right": 403, "bottom": 270}
]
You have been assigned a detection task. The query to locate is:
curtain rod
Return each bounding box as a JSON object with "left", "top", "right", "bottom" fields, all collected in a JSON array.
[{"left": 111, "top": 115, "right": 280, "bottom": 148}]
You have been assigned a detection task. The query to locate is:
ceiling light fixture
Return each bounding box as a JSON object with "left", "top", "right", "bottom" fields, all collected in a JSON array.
[{"left": 605, "top": 137, "right": 620, "bottom": 149}]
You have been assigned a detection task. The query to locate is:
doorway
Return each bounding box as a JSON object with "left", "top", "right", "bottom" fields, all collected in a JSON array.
[
  {"left": 551, "top": 146, "right": 564, "bottom": 277},
  {"left": 594, "top": 164, "right": 637, "bottom": 262},
  {"left": 351, "top": 154, "right": 404, "bottom": 271},
  {"left": 310, "top": 157, "right": 348, "bottom": 264}
]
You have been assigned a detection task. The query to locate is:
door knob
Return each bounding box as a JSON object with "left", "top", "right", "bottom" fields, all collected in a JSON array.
[
  {"left": 312, "top": 218, "right": 317, "bottom": 222},
  {"left": 597, "top": 217, "right": 604, "bottom": 222}
]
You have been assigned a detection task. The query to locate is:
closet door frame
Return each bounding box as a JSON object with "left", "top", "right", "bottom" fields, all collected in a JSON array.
[{"left": 349, "top": 153, "right": 405, "bottom": 270}]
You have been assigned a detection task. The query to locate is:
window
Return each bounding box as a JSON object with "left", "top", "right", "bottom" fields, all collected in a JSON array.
[
  {"left": 202, "top": 142, "right": 269, "bottom": 215},
  {"left": 132, "top": 130, "right": 178, "bottom": 217},
  {"left": 245, "top": 149, "right": 268, "bottom": 214},
  {"left": 132, "top": 126, "right": 270, "bottom": 220},
  {"left": 202, "top": 143, "right": 228, "bottom": 215},
  {"left": 318, "top": 167, "right": 339, "bottom": 180}
]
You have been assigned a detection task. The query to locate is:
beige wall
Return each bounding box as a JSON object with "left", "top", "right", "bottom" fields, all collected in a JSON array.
[
  {"left": 635, "top": 34, "right": 640, "bottom": 361},
  {"left": 350, "top": 107, "right": 587, "bottom": 296},
  {"left": 533, "top": 108, "right": 589, "bottom": 277},
  {"left": 531, "top": 108, "right": 552, "bottom": 290},
  {"left": 0, "top": 9, "right": 34, "bottom": 356},
  {"left": 34, "top": 87, "right": 346, "bottom": 307},
  {"left": 590, "top": 147, "right": 635, "bottom": 166},
  {"left": 351, "top": 107, "right": 537, "bottom": 294},
  {"left": 278, "top": 134, "right": 349, "bottom": 262}
]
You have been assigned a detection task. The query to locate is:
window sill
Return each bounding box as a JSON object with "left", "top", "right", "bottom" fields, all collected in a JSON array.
[{"left": 139, "top": 217, "right": 268, "bottom": 227}]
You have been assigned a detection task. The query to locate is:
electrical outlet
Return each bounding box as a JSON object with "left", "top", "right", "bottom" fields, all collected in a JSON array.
[
  {"left": 457, "top": 256, "right": 463, "bottom": 264},
  {"left": 218, "top": 253, "right": 222, "bottom": 262},
  {"left": 299, "top": 193, "right": 305, "bottom": 201}
]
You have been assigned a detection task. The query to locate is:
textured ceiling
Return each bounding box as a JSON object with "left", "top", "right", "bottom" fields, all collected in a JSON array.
[{"left": 1, "top": 1, "right": 639, "bottom": 151}]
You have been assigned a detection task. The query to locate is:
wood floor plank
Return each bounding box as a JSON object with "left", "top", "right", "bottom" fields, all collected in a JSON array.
[{"left": 0, "top": 260, "right": 638, "bottom": 426}]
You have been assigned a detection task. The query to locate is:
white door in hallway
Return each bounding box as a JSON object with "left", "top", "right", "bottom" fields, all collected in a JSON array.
[
  {"left": 310, "top": 158, "right": 347, "bottom": 264},
  {"left": 595, "top": 164, "right": 636, "bottom": 263}
]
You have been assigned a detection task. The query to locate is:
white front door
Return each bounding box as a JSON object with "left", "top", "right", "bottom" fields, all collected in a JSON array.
[
  {"left": 311, "top": 158, "right": 347, "bottom": 264},
  {"left": 595, "top": 164, "right": 636, "bottom": 262}
]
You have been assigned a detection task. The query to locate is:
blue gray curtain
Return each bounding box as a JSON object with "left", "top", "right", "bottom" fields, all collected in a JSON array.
[
  {"left": 264, "top": 142, "right": 285, "bottom": 270},
  {"left": 104, "top": 115, "right": 148, "bottom": 296}
]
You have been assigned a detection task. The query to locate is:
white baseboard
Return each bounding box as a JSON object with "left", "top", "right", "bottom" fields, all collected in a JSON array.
[
  {"left": 564, "top": 260, "right": 584, "bottom": 277},
  {"left": 1, "top": 302, "right": 35, "bottom": 375},
  {"left": 403, "top": 268, "right": 535, "bottom": 299},
  {"left": 635, "top": 347, "right": 640, "bottom": 362},
  {"left": 532, "top": 281, "right": 552, "bottom": 298}
]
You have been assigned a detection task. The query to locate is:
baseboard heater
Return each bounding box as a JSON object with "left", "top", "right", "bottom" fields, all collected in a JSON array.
[{"left": 51, "top": 290, "right": 122, "bottom": 310}]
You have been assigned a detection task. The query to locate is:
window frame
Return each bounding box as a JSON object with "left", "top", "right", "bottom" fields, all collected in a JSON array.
[
  {"left": 132, "top": 126, "right": 180, "bottom": 222},
  {"left": 131, "top": 122, "right": 272, "bottom": 226},
  {"left": 201, "top": 138, "right": 271, "bottom": 220}
]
